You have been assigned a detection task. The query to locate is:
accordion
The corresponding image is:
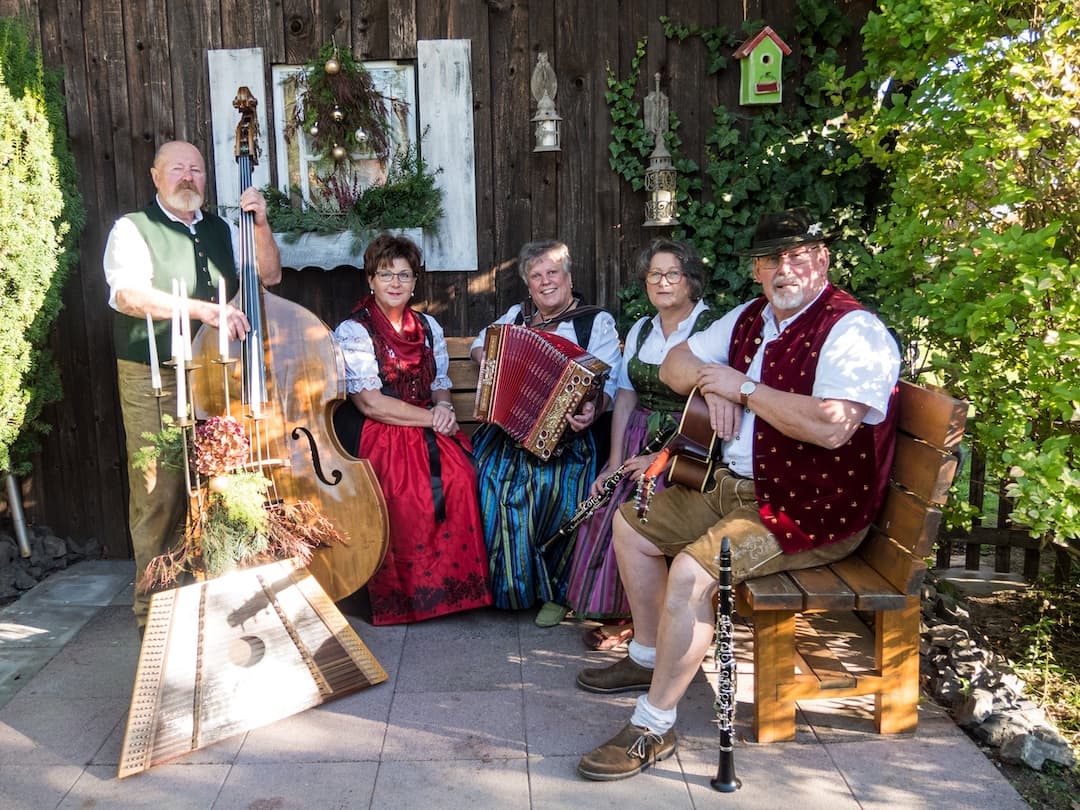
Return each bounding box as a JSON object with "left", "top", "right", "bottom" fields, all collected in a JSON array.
[{"left": 474, "top": 324, "right": 611, "bottom": 460}]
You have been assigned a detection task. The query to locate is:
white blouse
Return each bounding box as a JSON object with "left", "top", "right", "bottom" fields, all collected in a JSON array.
[{"left": 334, "top": 313, "right": 453, "bottom": 394}]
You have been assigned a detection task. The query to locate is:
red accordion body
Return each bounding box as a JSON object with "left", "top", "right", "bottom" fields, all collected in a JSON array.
[{"left": 474, "top": 324, "right": 611, "bottom": 459}]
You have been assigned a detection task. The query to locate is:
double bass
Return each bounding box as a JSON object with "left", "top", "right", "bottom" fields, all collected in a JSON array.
[{"left": 189, "top": 87, "right": 388, "bottom": 600}]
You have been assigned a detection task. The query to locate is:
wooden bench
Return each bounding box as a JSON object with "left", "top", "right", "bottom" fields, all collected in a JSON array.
[
  {"left": 736, "top": 381, "right": 967, "bottom": 742},
  {"left": 442, "top": 338, "right": 966, "bottom": 743},
  {"left": 446, "top": 336, "right": 482, "bottom": 436}
]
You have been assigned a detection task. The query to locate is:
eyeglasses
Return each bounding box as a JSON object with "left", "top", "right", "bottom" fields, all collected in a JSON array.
[
  {"left": 755, "top": 246, "right": 819, "bottom": 272},
  {"left": 374, "top": 270, "right": 416, "bottom": 284},
  {"left": 645, "top": 269, "right": 685, "bottom": 285}
]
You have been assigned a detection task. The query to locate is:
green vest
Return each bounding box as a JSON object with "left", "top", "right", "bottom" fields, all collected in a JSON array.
[{"left": 113, "top": 200, "right": 238, "bottom": 364}]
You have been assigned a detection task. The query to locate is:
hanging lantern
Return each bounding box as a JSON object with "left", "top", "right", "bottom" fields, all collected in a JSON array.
[
  {"left": 530, "top": 52, "right": 561, "bottom": 152},
  {"left": 642, "top": 73, "right": 678, "bottom": 227},
  {"left": 643, "top": 141, "right": 678, "bottom": 227}
]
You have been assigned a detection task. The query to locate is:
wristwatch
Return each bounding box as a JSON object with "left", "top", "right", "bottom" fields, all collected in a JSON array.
[{"left": 739, "top": 380, "right": 757, "bottom": 409}]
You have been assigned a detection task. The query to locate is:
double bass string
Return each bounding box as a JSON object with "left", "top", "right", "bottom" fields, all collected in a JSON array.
[{"left": 235, "top": 135, "right": 280, "bottom": 507}]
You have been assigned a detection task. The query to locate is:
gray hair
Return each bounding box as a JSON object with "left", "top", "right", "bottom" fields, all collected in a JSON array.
[{"left": 518, "top": 240, "right": 571, "bottom": 282}]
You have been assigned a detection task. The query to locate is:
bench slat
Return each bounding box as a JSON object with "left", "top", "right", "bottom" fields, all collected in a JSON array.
[
  {"left": 856, "top": 530, "right": 927, "bottom": 596},
  {"left": 740, "top": 572, "right": 804, "bottom": 611},
  {"left": 896, "top": 380, "right": 967, "bottom": 451},
  {"left": 449, "top": 358, "right": 480, "bottom": 389},
  {"left": 786, "top": 565, "right": 856, "bottom": 611},
  {"left": 828, "top": 556, "right": 910, "bottom": 610},
  {"left": 874, "top": 484, "right": 943, "bottom": 557},
  {"left": 892, "top": 434, "right": 959, "bottom": 505},
  {"left": 445, "top": 336, "right": 475, "bottom": 359}
]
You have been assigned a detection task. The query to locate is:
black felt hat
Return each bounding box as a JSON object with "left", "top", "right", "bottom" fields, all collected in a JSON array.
[{"left": 737, "top": 208, "right": 836, "bottom": 257}]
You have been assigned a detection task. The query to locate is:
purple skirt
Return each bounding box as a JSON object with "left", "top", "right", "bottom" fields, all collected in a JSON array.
[{"left": 564, "top": 406, "right": 668, "bottom": 618}]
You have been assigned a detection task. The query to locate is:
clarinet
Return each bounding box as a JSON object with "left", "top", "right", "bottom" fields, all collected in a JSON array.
[
  {"left": 537, "top": 427, "right": 673, "bottom": 552},
  {"left": 711, "top": 535, "right": 741, "bottom": 792}
]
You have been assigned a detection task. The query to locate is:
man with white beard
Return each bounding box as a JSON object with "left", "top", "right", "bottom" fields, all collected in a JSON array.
[
  {"left": 575, "top": 208, "right": 901, "bottom": 781},
  {"left": 103, "top": 141, "right": 281, "bottom": 632}
]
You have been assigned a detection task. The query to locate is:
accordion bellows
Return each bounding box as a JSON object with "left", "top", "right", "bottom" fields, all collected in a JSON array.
[{"left": 474, "top": 324, "right": 610, "bottom": 459}]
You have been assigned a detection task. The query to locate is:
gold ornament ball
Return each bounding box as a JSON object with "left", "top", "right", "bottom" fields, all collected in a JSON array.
[
  {"left": 331, "top": 107, "right": 345, "bottom": 122},
  {"left": 324, "top": 57, "right": 341, "bottom": 75},
  {"left": 309, "top": 123, "right": 319, "bottom": 136},
  {"left": 331, "top": 144, "right": 347, "bottom": 161}
]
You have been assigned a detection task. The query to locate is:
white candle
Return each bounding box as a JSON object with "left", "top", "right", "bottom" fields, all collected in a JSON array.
[
  {"left": 175, "top": 349, "right": 187, "bottom": 420},
  {"left": 170, "top": 280, "right": 181, "bottom": 362},
  {"left": 145, "top": 312, "right": 162, "bottom": 391},
  {"left": 180, "top": 286, "right": 193, "bottom": 362},
  {"left": 171, "top": 279, "right": 187, "bottom": 419},
  {"left": 217, "top": 277, "right": 229, "bottom": 359}
]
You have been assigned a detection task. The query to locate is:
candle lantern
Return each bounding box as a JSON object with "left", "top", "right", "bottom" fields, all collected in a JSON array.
[
  {"left": 643, "top": 73, "right": 678, "bottom": 227},
  {"left": 531, "top": 52, "right": 561, "bottom": 152}
]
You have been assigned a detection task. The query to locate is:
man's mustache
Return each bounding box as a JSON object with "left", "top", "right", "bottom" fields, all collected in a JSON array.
[{"left": 175, "top": 180, "right": 200, "bottom": 193}]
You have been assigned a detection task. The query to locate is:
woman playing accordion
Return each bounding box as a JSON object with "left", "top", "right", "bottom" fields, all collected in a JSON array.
[{"left": 470, "top": 240, "right": 621, "bottom": 626}]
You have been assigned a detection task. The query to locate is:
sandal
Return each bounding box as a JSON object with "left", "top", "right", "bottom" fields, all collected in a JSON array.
[{"left": 583, "top": 623, "right": 635, "bottom": 651}]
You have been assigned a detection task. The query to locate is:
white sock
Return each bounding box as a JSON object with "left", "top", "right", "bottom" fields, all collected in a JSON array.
[
  {"left": 627, "top": 639, "right": 656, "bottom": 669},
  {"left": 630, "top": 694, "right": 676, "bottom": 735}
]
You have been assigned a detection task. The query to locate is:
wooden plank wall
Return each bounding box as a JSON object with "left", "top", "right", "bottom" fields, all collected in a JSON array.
[{"left": 1, "top": 0, "right": 860, "bottom": 556}]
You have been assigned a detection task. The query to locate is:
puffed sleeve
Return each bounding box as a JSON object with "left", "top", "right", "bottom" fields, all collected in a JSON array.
[
  {"left": 585, "top": 311, "right": 623, "bottom": 403},
  {"left": 333, "top": 319, "right": 383, "bottom": 393},
  {"left": 423, "top": 313, "right": 453, "bottom": 391}
]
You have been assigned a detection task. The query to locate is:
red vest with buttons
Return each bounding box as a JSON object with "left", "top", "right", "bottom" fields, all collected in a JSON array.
[{"left": 728, "top": 285, "right": 898, "bottom": 553}]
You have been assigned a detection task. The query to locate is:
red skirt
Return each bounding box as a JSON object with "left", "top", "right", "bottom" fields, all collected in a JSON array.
[{"left": 359, "top": 420, "right": 491, "bottom": 624}]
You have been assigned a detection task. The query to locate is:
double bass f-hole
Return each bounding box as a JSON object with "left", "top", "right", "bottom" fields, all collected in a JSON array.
[
  {"left": 187, "top": 86, "right": 390, "bottom": 602},
  {"left": 291, "top": 426, "right": 343, "bottom": 486}
]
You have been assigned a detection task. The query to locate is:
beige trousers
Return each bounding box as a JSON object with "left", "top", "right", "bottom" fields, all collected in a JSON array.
[{"left": 619, "top": 466, "right": 867, "bottom": 583}]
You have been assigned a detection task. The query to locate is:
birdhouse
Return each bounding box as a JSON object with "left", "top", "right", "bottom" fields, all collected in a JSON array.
[{"left": 733, "top": 26, "right": 792, "bottom": 106}]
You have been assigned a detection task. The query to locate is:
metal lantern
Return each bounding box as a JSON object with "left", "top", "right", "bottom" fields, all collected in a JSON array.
[
  {"left": 531, "top": 52, "right": 561, "bottom": 152},
  {"left": 643, "top": 73, "right": 677, "bottom": 226}
]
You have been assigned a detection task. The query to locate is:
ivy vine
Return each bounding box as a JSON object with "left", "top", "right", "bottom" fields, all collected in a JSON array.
[{"left": 606, "top": 0, "right": 879, "bottom": 329}]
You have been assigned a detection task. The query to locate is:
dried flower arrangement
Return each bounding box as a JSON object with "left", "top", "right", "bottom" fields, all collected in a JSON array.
[{"left": 134, "top": 415, "right": 344, "bottom": 588}]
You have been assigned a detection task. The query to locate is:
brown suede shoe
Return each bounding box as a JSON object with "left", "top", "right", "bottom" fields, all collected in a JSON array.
[
  {"left": 576, "top": 655, "right": 653, "bottom": 693},
  {"left": 578, "top": 722, "right": 677, "bottom": 781}
]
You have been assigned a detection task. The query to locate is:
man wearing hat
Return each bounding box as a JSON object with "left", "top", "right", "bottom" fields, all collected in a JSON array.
[{"left": 575, "top": 208, "right": 901, "bottom": 781}]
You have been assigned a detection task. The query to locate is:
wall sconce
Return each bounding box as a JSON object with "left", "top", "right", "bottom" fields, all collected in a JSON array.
[
  {"left": 643, "top": 73, "right": 677, "bottom": 227},
  {"left": 531, "top": 52, "right": 561, "bottom": 152}
]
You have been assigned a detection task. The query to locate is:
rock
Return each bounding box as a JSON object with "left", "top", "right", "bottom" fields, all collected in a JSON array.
[
  {"left": 974, "top": 713, "right": 1029, "bottom": 747},
  {"left": 957, "top": 688, "right": 995, "bottom": 727},
  {"left": 83, "top": 537, "right": 102, "bottom": 559},
  {"left": 13, "top": 568, "right": 38, "bottom": 590},
  {"left": 931, "top": 671, "right": 966, "bottom": 706},
  {"left": 935, "top": 595, "right": 970, "bottom": 623},
  {"left": 1000, "top": 732, "right": 1076, "bottom": 770},
  {"left": 43, "top": 534, "right": 67, "bottom": 559},
  {"left": 0, "top": 536, "right": 16, "bottom": 567}
]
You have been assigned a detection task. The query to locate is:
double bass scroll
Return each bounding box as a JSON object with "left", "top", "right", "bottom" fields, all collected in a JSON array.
[{"left": 188, "top": 87, "right": 389, "bottom": 601}]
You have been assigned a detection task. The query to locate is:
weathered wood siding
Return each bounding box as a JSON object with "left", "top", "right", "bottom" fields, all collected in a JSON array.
[{"left": 1, "top": 0, "right": 867, "bottom": 556}]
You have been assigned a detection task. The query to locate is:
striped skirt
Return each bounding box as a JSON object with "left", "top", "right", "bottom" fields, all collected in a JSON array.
[{"left": 472, "top": 424, "right": 597, "bottom": 610}]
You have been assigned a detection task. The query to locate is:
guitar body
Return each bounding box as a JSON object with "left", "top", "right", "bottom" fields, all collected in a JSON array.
[
  {"left": 666, "top": 388, "right": 718, "bottom": 492},
  {"left": 636, "top": 387, "right": 721, "bottom": 521}
]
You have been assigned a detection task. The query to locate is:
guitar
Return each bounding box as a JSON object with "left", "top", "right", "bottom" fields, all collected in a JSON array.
[{"left": 635, "top": 387, "right": 718, "bottom": 521}]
